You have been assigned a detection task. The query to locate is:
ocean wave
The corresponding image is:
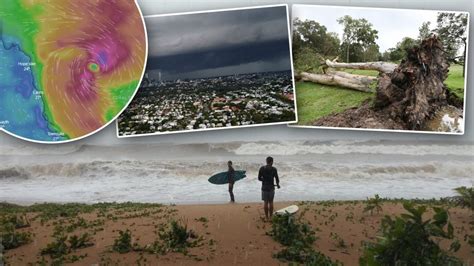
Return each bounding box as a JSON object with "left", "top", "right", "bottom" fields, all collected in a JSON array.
[
  {"left": 218, "top": 141, "right": 474, "bottom": 156},
  {"left": 0, "top": 167, "right": 30, "bottom": 179},
  {"left": 1, "top": 141, "right": 472, "bottom": 158},
  {"left": 1, "top": 160, "right": 471, "bottom": 181},
  {"left": 0, "top": 144, "right": 85, "bottom": 156}
]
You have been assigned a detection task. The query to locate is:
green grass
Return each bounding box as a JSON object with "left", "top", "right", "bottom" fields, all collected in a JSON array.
[
  {"left": 296, "top": 65, "right": 464, "bottom": 125},
  {"left": 296, "top": 82, "right": 373, "bottom": 125},
  {"left": 341, "top": 69, "right": 380, "bottom": 77},
  {"left": 446, "top": 64, "right": 465, "bottom": 99}
]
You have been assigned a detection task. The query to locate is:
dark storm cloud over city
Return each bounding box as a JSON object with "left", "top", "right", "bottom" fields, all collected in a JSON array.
[{"left": 145, "top": 6, "right": 292, "bottom": 80}]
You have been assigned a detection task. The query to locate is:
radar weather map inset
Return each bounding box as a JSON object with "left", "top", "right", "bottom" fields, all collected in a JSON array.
[{"left": 0, "top": 0, "right": 147, "bottom": 143}]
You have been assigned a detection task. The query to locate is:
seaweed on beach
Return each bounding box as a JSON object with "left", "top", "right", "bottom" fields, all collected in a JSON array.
[
  {"left": 363, "top": 194, "right": 384, "bottom": 215},
  {"left": 269, "top": 213, "right": 339, "bottom": 265},
  {"left": 112, "top": 230, "right": 135, "bottom": 254},
  {"left": 0, "top": 214, "right": 32, "bottom": 250},
  {"left": 147, "top": 219, "right": 202, "bottom": 255}
]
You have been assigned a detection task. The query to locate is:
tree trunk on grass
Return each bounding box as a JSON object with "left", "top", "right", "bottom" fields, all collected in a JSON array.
[
  {"left": 324, "top": 59, "right": 397, "bottom": 74},
  {"left": 299, "top": 71, "right": 375, "bottom": 92}
]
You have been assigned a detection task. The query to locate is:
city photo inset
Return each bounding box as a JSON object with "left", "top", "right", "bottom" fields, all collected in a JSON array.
[{"left": 117, "top": 5, "right": 297, "bottom": 137}]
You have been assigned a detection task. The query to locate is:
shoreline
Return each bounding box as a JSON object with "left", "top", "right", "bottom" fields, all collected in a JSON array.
[{"left": 0, "top": 196, "right": 460, "bottom": 207}]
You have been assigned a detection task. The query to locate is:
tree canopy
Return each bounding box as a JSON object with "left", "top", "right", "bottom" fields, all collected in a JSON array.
[
  {"left": 418, "top": 21, "right": 432, "bottom": 41},
  {"left": 435, "top": 12, "right": 468, "bottom": 76},
  {"left": 337, "top": 15, "right": 379, "bottom": 62},
  {"left": 292, "top": 19, "right": 340, "bottom": 57}
]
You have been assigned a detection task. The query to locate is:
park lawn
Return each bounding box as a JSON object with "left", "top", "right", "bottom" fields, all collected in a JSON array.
[
  {"left": 445, "top": 64, "right": 465, "bottom": 99},
  {"left": 296, "top": 81, "right": 373, "bottom": 125},
  {"left": 341, "top": 68, "right": 380, "bottom": 77}
]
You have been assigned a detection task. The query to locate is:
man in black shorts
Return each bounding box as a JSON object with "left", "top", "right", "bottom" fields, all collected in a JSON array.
[{"left": 258, "top": 156, "right": 280, "bottom": 220}]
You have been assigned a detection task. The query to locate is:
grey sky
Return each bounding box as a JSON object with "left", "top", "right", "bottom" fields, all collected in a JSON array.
[
  {"left": 146, "top": 9, "right": 289, "bottom": 58},
  {"left": 144, "top": 6, "right": 292, "bottom": 80},
  {"left": 292, "top": 5, "right": 444, "bottom": 52}
]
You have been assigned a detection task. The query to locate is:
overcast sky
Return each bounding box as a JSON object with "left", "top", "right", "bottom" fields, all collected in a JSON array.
[
  {"left": 292, "top": 5, "right": 445, "bottom": 53},
  {"left": 145, "top": 6, "right": 292, "bottom": 80}
]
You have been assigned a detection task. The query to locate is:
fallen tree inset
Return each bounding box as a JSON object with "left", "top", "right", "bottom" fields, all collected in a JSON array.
[{"left": 300, "top": 36, "right": 463, "bottom": 131}]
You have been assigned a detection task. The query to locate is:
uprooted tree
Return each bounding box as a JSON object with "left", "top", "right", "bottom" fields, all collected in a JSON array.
[{"left": 297, "top": 36, "right": 463, "bottom": 130}]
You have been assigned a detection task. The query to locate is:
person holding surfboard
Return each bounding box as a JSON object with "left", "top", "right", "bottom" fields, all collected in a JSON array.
[
  {"left": 227, "top": 160, "right": 235, "bottom": 203},
  {"left": 258, "top": 156, "right": 280, "bottom": 220}
]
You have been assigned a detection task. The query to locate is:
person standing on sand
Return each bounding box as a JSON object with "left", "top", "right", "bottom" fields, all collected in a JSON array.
[
  {"left": 258, "top": 156, "right": 280, "bottom": 220},
  {"left": 227, "top": 160, "right": 235, "bottom": 203}
]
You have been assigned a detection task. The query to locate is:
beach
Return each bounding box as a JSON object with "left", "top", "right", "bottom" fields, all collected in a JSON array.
[
  {"left": 1, "top": 200, "right": 472, "bottom": 265},
  {"left": 1, "top": 140, "right": 472, "bottom": 264}
]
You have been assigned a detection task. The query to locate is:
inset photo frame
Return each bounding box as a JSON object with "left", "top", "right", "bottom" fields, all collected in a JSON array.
[
  {"left": 290, "top": 5, "right": 469, "bottom": 135},
  {"left": 117, "top": 5, "right": 297, "bottom": 138}
]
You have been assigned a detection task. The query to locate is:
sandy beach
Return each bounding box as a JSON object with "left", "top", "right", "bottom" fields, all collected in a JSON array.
[{"left": 2, "top": 200, "right": 472, "bottom": 265}]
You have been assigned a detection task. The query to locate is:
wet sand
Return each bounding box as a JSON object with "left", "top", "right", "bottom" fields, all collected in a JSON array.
[{"left": 3, "top": 201, "right": 472, "bottom": 265}]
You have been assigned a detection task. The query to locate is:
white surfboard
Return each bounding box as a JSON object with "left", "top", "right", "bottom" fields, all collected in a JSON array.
[{"left": 274, "top": 205, "right": 299, "bottom": 215}]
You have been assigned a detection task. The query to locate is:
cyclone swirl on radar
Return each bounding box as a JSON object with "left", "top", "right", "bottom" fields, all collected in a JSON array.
[{"left": 0, "top": 0, "right": 147, "bottom": 143}]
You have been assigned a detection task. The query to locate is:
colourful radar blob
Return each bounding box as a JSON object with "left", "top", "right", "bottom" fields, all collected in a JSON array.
[{"left": 0, "top": 0, "right": 147, "bottom": 142}]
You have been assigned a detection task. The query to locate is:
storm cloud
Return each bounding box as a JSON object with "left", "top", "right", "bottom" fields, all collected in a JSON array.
[{"left": 144, "top": 6, "right": 292, "bottom": 80}]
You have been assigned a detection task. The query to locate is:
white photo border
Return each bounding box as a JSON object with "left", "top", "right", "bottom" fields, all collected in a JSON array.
[
  {"left": 116, "top": 4, "right": 298, "bottom": 139},
  {"left": 0, "top": 0, "right": 149, "bottom": 144},
  {"left": 288, "top": 4, "right": 470, "bottom": 136}
]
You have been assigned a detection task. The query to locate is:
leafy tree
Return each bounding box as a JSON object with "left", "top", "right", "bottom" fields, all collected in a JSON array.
[
  {"left": 387, "top": 37, "right": 418, "bottom": 62},
  {"left": 380, "top": 50, "right": 391, "bottom": 62},
  {"left": 292, "top": 19, "right": 340, "bottom": 57},
  {"left": 364, "top": 44, "right": 381, "bottom": 62},
  {"left": 293, "top": 46, "right": 324, "bottom": 73},
  {"left": 418, "top": 21, "right": 432, "bottom": 40},
  {"left": 435, "top": 12, "right": 468, "bottom": 76},
  {"left": 337, "top": 15, "right": 379, "bottom": 62},
  {"left": 360, "top": 203, "right": 462, "bottom": 266}
]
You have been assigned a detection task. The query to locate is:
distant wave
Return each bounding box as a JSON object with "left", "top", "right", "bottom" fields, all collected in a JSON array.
[
  {"left": 1, "top": 140, "right": 472, "bottom": 158},
  {"left": 0, "top": 144, "right": 85, "bottom": 156},
  {"left": 1, "top": 159, "right": 472, "bottom": 180},
  {"left": 214, "top": 141, "right": 474, "bottom": 156}
]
